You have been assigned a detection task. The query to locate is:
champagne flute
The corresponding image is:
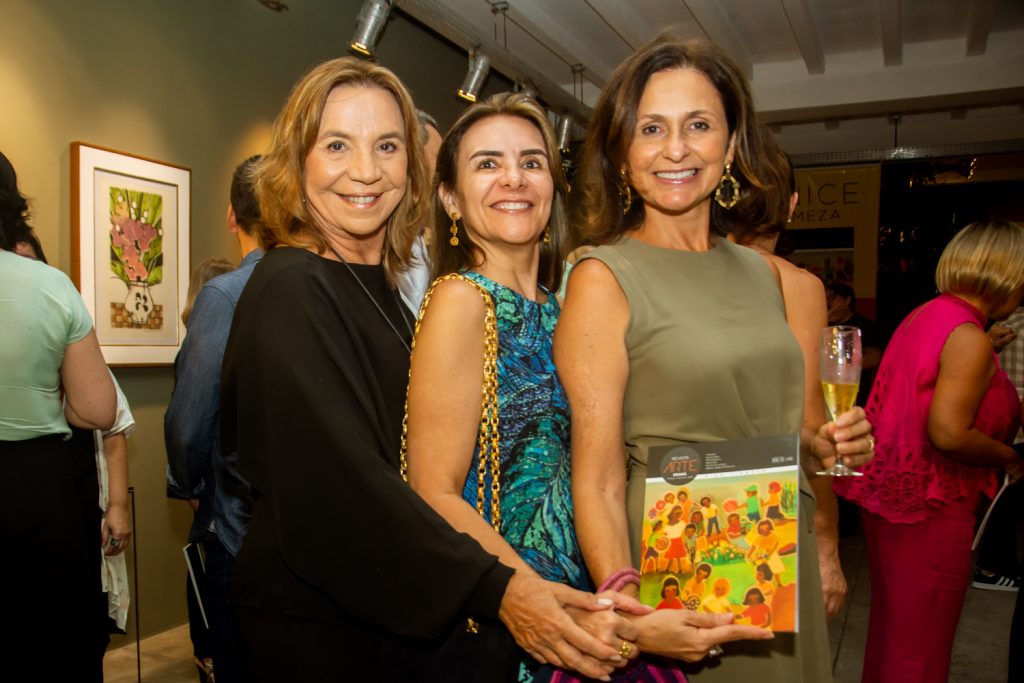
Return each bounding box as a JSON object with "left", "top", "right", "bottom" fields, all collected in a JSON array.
[{"left": 817, "top": 326, "right": 863, "bottom": 477}]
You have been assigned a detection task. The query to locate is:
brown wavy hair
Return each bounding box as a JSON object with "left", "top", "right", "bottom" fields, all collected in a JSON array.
[
  {"left": 721, "top": 127, "right": 796, "bottom": 244},
  {"left": 252, "top": 57, "right": 427, "bottom": 283},
  {"left": 429, "top": 92, "right": 567, "bottom": 292},
  {"left": 182, "top": 258, "right": 236, "bottom": 326},
  {"left": 575, "top": 34, "right": 771, "bottom": 245}
]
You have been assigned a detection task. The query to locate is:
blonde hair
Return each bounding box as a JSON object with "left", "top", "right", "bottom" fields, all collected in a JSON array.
[
  {"left": 182, "top": 258, "right": 236, "bottom": 326},
  {"left": 429, "top": 92, "right": 568, "bottom": 291},
  {"left": 935, "top": 220, "right": 1024, "bottom": 307},
  {"left": 253, "top": 57, "right": 428, "bottom": 283}
]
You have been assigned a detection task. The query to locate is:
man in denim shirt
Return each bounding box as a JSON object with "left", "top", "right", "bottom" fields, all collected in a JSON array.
[{"left": 166, "top": 156, "right": 263, "bottom": 683}]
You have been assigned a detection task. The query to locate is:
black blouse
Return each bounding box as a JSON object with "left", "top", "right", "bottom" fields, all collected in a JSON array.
[{"left": 221, "top": 247, "right": 512, "bottom": 638}]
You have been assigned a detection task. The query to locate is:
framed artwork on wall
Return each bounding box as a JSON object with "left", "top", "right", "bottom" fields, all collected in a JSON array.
[{"left": 71, "top": 142, "right": 191, "bottom": 366}]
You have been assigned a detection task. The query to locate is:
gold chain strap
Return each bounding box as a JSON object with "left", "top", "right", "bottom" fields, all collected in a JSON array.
[
  {"left": 399, "top": 273, "right": 501, "bottom": 531},
  {"left": 399, "top": 274, "right": 501, "bottom": 635}
]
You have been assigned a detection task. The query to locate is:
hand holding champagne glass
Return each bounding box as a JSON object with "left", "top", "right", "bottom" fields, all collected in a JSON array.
[{"left": 817, "top": 326, "right": 863, "bottom": 477}]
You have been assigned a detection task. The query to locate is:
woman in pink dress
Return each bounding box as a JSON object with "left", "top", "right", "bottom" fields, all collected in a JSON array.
[{"left": 835, "top": 220, "right": 1024, "bottom": 682}]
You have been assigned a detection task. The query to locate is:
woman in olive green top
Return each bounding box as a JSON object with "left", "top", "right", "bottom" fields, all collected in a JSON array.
[{"left": 554, "top": 35, "right": 875, "bottom": 680}]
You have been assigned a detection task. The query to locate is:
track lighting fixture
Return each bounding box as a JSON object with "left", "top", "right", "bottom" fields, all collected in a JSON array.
[
  {"left": 350, "top": 0, "right": 391, "bottom": 57},
  {"left": 457, "top": 51, "right": 491, "bottom": 103},
  {"left": 556, "top": 114, "right": 574, "bottom": 152},
  {"left": 515, "top": 80, "right": 539, "bottom": 101}
]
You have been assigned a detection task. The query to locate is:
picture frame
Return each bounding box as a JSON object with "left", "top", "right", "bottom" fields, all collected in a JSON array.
[{"left": 71, "top": 142, "right": 191, "bottom": 366}]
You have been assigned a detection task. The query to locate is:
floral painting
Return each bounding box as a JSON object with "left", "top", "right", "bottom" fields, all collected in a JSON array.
[
  {"left": 73, "top": 142, "right": 190, "bottom": 365},
  {"left": 109, "top": 187, "right": 164, "bottom": 327}
]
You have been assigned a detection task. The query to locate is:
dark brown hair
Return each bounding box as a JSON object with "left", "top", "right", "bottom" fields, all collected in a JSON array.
[
  {"left": 721, "top": 127, "right": 796, "bottom": 244},
  {"left": 575, "top": 34, "right": 770, "bottom": 245},
  {"left": 0, "top": 150, "right": 32, "bottom": 251},
  {"left": 429, "top": 92, "right": 567, "bottom": 291},
  {"left": 230, "top": 155, "right": 263, "bottom": 235},
  {"left": 253, "top": 57, "right": 427, "bottom": 283}
]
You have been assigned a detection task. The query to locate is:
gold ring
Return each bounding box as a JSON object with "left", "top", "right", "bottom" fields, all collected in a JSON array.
[
  {"left": 867, "top": 435, "right": 876, "bottom": 452},
  {"left": 618, "top": 640, "right": 633, "bottom": 658}
]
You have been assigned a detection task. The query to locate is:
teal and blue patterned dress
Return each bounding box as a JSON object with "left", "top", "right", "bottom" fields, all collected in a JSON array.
[{"left": 459, "top": 271, "right": 588, "bottom": 591}]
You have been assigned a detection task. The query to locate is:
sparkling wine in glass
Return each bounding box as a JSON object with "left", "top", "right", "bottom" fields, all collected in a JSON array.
[{"left": 817, "top": 326, "right": 864, "bottom": 477}]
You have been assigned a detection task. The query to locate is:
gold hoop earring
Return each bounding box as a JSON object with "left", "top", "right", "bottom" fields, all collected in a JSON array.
[
  {"left": 449, "top": 215, "right": 460, "bottom": 247},
  {"left": 542, "top": 226, "right": 551, "bottom": 245},
  {"left": 618, "top": 168, "right": 633, "bottom": 215},
  {"left": 715, "top": 163, "right": 740, "bottom": 209}
]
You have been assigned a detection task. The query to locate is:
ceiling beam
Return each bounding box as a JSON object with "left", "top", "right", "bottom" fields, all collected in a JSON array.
[
  {"left": 398, "top": 0, "right": 593, "bottom": 119},
  {"left": 758, "top": 86, "right": 1024, "bottom": 125},
  {"left": 879, "top": 0, "right": 902, "bottom": 66},
  {"left": 966, "top": 0, "right": 997, "bottom": 56},
  {"left": 779, "top": 0, "right": 825, "bottom": 74},
  {"left": 584, "top": 0, "right": 656, "bottom": 51},
  {"left": 680, "top": 0, "right": 753, "bottom": 77},
  {"left": 497, "top": 0, "right": 613, "bottom": 86}
]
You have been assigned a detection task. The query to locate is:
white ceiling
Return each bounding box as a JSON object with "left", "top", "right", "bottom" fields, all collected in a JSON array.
[{"left": 403, "top": 0, "right": 1024, "bottom": 156}]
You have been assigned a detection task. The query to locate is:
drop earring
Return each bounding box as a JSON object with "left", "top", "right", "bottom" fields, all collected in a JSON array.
[
  {"left": 715, "top": 162, "right": 740, "bottom": 209},
  {"left": 449, "top": 214, "right": 460, "bottom": 247},
  {"left": 542, "top": 226, "right": 551, "bottom": 245}
]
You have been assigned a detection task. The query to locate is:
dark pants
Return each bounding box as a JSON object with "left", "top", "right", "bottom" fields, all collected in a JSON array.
[
  {"left": 1013, "top": 583, "right": 1024, "bottom": 682},
  {"left": 977, "top": 479, "right": 1023, "bottom": 576},
  {"left": 234, "top": 590, "right": 385, "bottom": 681},
  {"left": 204, "top": 536, "right": 248, "bottom": 682},
  {"left": 1, "top": 434, "right": 104, "bottom": 682},
  {"left": 1004, "top": 446, "right": 1024, "bottom": 681},
  {"left": 187, "top": 570, "right": 215, "bottom": 660}
]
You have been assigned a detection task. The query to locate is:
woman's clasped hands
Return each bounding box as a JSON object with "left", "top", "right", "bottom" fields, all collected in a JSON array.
[
  {"left": 500, "top": 574, "right": 649, "bottom": 680},
  {"left": 571, "top": 589, "right": 774, "bottom": 664}
]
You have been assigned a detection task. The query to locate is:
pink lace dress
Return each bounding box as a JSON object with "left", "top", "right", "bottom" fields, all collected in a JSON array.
[{"left": 835, "top": 294, "right": 1019, "bottom": 522}]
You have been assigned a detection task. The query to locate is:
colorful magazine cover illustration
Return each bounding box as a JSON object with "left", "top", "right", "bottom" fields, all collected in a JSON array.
[{"left": 639, "top": 435, "right": 800, "bottom": 632}]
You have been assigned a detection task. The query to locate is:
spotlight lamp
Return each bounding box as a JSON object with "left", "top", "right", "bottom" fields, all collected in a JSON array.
[
  {"left": 516, "top": 80, "right": 539, "bottom": 101},
  {"left": 457, "top": 51, "right": 491, "bottom": 103},
  {"left": 350, "top": 0, "right": 391, "bottom": 57},
  {"left": 556, "top": 114, "right": 574, "bottom": 152}
]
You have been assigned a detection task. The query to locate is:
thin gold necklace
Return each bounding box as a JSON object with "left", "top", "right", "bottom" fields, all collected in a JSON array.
[{"left": 326, "top": 245, "right": 413, "bottom": 353}]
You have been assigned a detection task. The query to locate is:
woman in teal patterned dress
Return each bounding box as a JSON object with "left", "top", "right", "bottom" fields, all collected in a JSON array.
[{"left": 404, "top": 92, "right": 642, "bottom": 681}]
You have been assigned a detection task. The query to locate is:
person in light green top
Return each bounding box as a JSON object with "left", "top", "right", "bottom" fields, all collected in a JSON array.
[
  {"left": 554, "top": 35, "right": 876, "bottom": 679},
  {"left": 0, "top": 249, "right": 97, "bottom": 440},
  {"left": 2, "top": 149, "right": 116, "bottom": 680}
]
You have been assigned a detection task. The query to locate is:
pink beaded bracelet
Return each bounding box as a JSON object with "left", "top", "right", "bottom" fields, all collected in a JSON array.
[{"left": 597, "top": 567, "right": 641, "bottom": 593}]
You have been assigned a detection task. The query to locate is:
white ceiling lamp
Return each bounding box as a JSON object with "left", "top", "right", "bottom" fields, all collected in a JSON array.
[{"left": 350, "top": 0, "right": 391, "bottom": 57}]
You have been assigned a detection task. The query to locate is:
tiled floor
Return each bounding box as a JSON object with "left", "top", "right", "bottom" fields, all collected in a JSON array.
[{"left": 104, "top": 533, "right": 1016, "bottom": 682}]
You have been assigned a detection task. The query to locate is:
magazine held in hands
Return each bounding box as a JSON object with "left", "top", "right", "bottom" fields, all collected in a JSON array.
[{"left": 639, "top": 434, "right": 801, "bottom": 632}]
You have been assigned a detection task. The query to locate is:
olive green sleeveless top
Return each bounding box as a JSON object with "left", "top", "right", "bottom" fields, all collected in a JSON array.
[
  {"left": 582, "top": 236, "right": 804, "bottom": 542},
  {"left": 581, "top": 236, "right": 831, "bottom": 683}
]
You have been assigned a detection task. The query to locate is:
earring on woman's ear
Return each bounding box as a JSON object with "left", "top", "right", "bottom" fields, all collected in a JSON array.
[
  {"left": 618, "top": 168, "right": 633, "bottom": 215},
  {"left": 449, "top": 214, "right": 460, "bottom": 247},
  {"left": 542, "top": 226, "right": 551, "bottom": 245},
  {"left": 715, "top": 162, "right": 741, "bottom": 209}
]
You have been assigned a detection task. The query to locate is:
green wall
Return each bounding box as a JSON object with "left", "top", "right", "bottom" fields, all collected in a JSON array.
[{"left": 0, "top": 0, "right": 510, "bottom": 644}]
